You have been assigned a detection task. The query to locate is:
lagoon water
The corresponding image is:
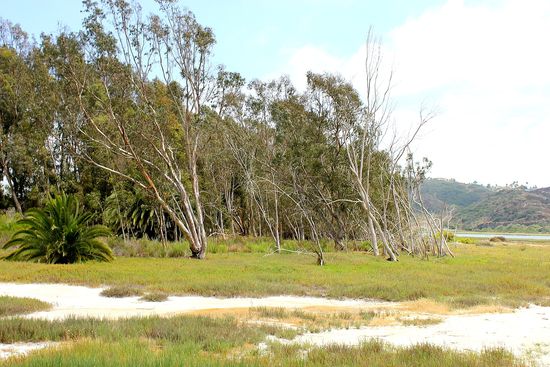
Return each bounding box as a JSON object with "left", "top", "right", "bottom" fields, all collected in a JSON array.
[{"left": 455, "top": 232, "right": 550, "bottom": 241}]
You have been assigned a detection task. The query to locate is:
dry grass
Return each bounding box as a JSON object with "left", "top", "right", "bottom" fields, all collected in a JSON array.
[{"left": 400, "top": 317, "right": 443, "bottom": 326}]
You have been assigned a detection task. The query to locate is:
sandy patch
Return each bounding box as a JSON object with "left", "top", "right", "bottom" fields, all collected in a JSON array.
[
  {"left": 290, "top": 305, "right": 550, "bottom": 367},
  {"left": 398, "top": 298, "right": 513, "bottom": 315},
  {"left": 0, "top": 342, "right": 58, "bottom": 360},
  {"left": 0, "top": 283, "right": 387, "bottom": 320},
  {"left": 1, "top": 283, "right": 549, "bottom": 365}
]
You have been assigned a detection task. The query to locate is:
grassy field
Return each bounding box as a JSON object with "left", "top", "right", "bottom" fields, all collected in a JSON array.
[
  {"left": 0, "top": 315, "right": 524, "bottom": 367},
  {"left": 1, "top": 232, "right": 546, "bottom": 366},
  {"left": 1, "top": 243, "right": 549, "bottom": 308}
]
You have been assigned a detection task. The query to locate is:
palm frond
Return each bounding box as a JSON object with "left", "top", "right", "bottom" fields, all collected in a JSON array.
[{"left": 1, "top": 193, "right": 113, "bottom": 264}]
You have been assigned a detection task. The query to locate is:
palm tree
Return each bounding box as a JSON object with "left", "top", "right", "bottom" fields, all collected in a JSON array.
[{"left": 2, "top": 193, "right": 113, "bottom": 263}]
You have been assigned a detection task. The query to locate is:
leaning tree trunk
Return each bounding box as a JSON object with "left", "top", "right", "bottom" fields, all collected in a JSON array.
[{"left": 2, "top": 156, "right": 22, "bottom": 213}]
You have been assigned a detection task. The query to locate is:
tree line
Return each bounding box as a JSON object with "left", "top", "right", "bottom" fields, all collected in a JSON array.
[{"left": 0, "top": 0, "right": 452, "bottom": 263}]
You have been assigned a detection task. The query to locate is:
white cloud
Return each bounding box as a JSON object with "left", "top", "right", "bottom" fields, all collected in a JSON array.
[{"left": 270, "top": 0, "right": 550, "bottom": 187}]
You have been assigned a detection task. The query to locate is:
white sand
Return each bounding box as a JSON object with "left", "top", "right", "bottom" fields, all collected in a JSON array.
[
  {"left": 0, "top": 342, "right": 57, "bottom": 360},
  {"left": 1, "top": 283, "right": 549, "bottom": 365},
  {"left": 292, "top": 305, "right": 550, "bottom": 366},
  {"left": 0, "top": 283, "right": 387, "bottom": 320}
]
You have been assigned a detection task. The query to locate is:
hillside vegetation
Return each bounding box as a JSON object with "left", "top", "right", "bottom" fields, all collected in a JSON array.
[{"left": 421, "top": 179, "right": 550, "bottom": 232}]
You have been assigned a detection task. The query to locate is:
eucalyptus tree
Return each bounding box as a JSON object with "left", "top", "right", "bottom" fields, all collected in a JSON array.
[
  {"left": 303, "top": 72, "right": 362, "bottom": 250},
  {"left": 221, "top": 77, "right": 295, "bottom": 251},
  {"left": 340, "top": 30, "right": 451, "bottom": 259},
  {"left": 199, "top": 67, "right": 246, "bottom": 237},
  {"left": 0, "top": 20, "right": 56, "bottom": 212},
  {"left": 69, "top": 0, "right": 219, "bottom": 258}
]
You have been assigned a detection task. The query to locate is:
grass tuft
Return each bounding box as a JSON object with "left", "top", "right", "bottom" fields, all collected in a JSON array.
[
  {"left": 0, "top": 296, "right": 51, "bottom": 317},
  {"left": 250, "top": 307, "right": 288, "bottom": 319},
  {"left": 139, "top": 292, "right": 169, "bottom": 302},
  {"left": 100, "top": 285, "right": 143, "bottom": 298},
  {"left": 400, "top": 317, "right": 442, "bottom": 326}
]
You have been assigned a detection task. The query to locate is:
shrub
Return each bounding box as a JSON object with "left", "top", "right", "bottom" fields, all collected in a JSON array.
[
  {"left": 436, "top": 230, "right": 455, "bottom": 242},
  {"left": 489, "top": 236, "right": 506, "bottom": 242},
  {"left": 2, "top": 193, "right": 113, "bottom": 264}
]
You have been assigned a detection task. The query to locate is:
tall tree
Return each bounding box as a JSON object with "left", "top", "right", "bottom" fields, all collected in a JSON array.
[{"left": 71, "top": 0, "right": 217, "bottom": 258}]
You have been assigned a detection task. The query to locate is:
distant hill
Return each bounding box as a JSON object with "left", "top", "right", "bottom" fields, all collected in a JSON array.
[
  {"left": 421, "top": 179, "right": 550, "bottom": 232},
  {"left": 420, "top": 179, "right": 492, "bottom": 213}
]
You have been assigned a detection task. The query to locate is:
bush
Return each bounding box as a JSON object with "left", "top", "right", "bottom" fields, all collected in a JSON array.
[
  {"left": 436, "top": 230, "right": 455, "bottom": 242},
  {"left": 2, "top": 193, "right": 113, "bottom": 264},
  {"left": 456, "top": 238, "right": 475, "bottom": 244},
  {"left": 489, "top": 236, "right": 506, "bottom": 242}
]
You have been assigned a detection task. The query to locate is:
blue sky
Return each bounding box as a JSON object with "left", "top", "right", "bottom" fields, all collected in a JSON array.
[
  {"left": 3, "top": 0, "right": 550, "bottom": 187},
  {"left": 2, "top": 0, "right": 443, "bottom": 80}
]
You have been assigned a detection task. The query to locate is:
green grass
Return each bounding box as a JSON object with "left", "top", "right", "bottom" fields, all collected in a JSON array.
[
  {"left": 1, "top": 244, "right": 549, "bottom": 307},
  {"left": 0, "top": 315, "right": 295, "bottom": 344},
  {"left": 0, "top": 316, "right": 524, "bottom": 367},
  {"left": 0, "top": 296, "right": 51, "bottom": 317},
  {"left": 2, "top": 337, "right": 524, "bottom": 367}
]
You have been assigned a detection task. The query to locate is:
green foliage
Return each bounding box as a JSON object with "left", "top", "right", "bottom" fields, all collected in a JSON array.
[
  {"left": 436, "top": 230, "right": 455, "bottom": 242},
  {"left": 0, "top": 211, "right": 21, "bottom": 244},
  {"left": 1, "top": 193, "right": 113, "bottom": 263},
  {"left": 456, "top": 237, "right": 475, "bottom": 244}
]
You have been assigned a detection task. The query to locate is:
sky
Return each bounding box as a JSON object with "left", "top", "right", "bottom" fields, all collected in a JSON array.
[{"left": 3, "top": 0, "right": 550, "bottom": 187}]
